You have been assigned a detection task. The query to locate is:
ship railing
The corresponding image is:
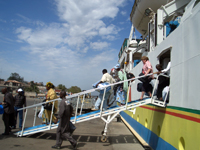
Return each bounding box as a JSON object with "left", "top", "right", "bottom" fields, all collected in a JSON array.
[
  {"left": 151, "top": 74, "right": 170, "bottom": 107},
  {"left": 16, "top": 72, "right": 158, "bottom": 136}
]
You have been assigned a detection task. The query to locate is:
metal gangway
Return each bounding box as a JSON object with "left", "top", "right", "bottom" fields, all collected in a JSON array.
[{"left": 15, "top": 73, "right": 169, "bottom": 142}]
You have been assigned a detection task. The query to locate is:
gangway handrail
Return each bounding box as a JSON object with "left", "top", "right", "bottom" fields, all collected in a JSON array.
[
  {"left": 17, "top": 72, "right": 155, "bottom": 111},
  {"left": 15, "top": 72, "right": 165, "bottom": 137}
]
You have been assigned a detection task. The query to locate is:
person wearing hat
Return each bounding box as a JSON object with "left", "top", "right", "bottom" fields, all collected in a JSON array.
[
  {"left": 42, "top": 82, "right": 58, "bottom": 124},
  {"left": 114, "top": 63, "right": 129, "bottom": 105},
  {"left": 13, "top": 88, "right": 26, "bottom": 129}
]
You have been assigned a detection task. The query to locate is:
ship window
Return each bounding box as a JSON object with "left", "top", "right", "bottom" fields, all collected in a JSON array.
[
  {"left": 157, "top": 125, "right": 161, "bottom": 137},
  {"left": 137, "top": 115, "right": 139, "bottom": 122},
  {"left": 132, "top": 52, "right": 142, "bottom": 68},
  {"left": 179, "top": 137, "right": 185, "bottom": 150},
  {"left": 165, "top": 20, "right": 179, "bottom": 37},
  {"left": 145, "top": 119, "right": 148, "bottom": 128},
  {"left": 157, "top": 46, "right": 171, "bottom": 69}
]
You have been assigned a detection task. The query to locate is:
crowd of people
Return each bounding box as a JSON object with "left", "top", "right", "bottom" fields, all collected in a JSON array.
[
  {"left": 0, "top": 82, "right": 78, "bottom": 149},
  {"left": 0, "top": 55, "right": 170, "bottom": 150},
  {"left": 92, "top": 56, "right": 170, "bottom": 110},
  {"left": 0, "top": 87, "right": 26, "bottom": 135}
]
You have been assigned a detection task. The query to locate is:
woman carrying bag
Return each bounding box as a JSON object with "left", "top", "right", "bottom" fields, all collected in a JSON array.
[{"left": 42, "top": 82, "right": 58, "bottom": 124}]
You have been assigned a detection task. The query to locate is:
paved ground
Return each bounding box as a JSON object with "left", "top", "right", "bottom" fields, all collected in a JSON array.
[{"left": 0, "top": 94, "right": 146, "bottom": 150}]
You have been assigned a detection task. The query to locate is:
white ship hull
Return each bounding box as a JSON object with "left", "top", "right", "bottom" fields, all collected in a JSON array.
[{"left": 120, "top": 0, "right": 200, "bottom": 150}]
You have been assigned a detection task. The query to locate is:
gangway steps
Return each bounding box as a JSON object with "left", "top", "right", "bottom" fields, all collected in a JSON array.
[
  {"left": 15, "top": 98, "right": 151, "bottom": 137},
  {"left": 15, "top": 123, "right": 59, "bottom": 136}
]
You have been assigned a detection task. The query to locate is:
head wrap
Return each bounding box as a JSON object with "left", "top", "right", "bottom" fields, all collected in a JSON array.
[
  {"left": 46, "top": 82, "right": 53, "bottom": 88},
  {"left": 114, "top": 63, "right": 120, "bottom": 69}
]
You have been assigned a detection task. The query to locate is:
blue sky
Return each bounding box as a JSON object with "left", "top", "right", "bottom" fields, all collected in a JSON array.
[{"left": 0, "top": 0, "right": 138, "bottom": 90}]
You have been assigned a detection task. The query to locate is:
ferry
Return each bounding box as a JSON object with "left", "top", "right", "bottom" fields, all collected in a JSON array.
[
  {"left": 118, "top": 0, "right": 200, "bottom": 150},
  {"left": 9, "top": 1, "right": 199, "bottom": 150}
]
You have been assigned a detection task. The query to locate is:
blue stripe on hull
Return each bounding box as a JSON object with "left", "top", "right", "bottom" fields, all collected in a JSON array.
[{"left": 120, "top": 111, "right": 176, "bottom": 150}]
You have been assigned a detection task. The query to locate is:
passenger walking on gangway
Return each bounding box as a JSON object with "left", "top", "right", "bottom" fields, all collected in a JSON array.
[
  {"left": 106, "top": 65, "right": 119, "bottom": 107},
  {"left": 114, "top": 64, "right": 129, "bottom": 106},
  {"left": 138, "top": 56, "right": 154, "bottom": 100},
  {"left": 14, "top": 72, "right": 155, "bottom": 138},
  {"left": 52, "top": 91, "right": 78, "bottom": 149},
  {"left": 91, "top": 69, "right": 116, "bottom": 111}
]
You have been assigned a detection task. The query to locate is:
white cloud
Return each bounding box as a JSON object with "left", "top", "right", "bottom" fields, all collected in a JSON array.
[
  {"left": 99, "top": 24, "right": 119, "bottom": 35},
  {"left": 16, "top": 24, "right": 67, "bottom": 48},
  {"left": 15, "top": 0, "right": 125, "bottom": 53},
  {"left": 15, "top": 14, "right": 45, "bottom": 27},
  {"left": 54, "top": 0, "right": 125, "bottom": 46},
  {"left": 121, "top": 11, "right": 127, "bottom": 16},
  {"left": 90, "top": 41, "right": 110, "bottom": 50},
  {"left": 55, "top": 0, "right": 125, "bottom": 22},
  {"left": 88, "top": 50, "right": 115, "bottom": 67},
  {"left": 16, "top": 27, "right": 32, "bottom": 42},
  {"left": 12, "top": 0, "right": 128, "bottom": 89},
  {"left": 102, "top": 35, "right": 117, "bottom": 41},
  {"left": 82, "top": 47, "right": 89, "bottom": 53}
]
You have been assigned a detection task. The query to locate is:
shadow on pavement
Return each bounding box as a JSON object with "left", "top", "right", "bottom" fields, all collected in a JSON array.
[{"left": 22, "top": 132, "right": 140, "bottom": 144}]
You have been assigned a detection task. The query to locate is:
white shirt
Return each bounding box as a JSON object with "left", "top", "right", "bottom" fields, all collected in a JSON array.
[
  {"left": 162, "top": 62, "right": 171, "bottom": 76},
  {"left": 101, "top": 73, "right": 116, "bottom": 91}
]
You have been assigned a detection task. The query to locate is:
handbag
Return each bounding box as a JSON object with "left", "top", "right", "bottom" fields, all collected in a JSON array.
[
  {"left": 0, "top": 105, "right": 4, "bottom": 114},
  {"left": 69, "top": 121, "right": 76, "bottom": 134},
  {"left": 38, "top": 106, "right": 44, "bottom": 118},
  {"left": 42, "top": 99, "right": 53, "bottom": 110}
]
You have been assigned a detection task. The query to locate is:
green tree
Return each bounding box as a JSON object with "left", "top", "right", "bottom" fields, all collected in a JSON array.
[
  {"left": 57, "top": 84, "right": 67, "bottom": 91},
  {"left": 24, "top": 81, "right": 39, "bottom": 93},
  {"left": 7, "top": 72, "right": 24, "bottom": 82},
  {"left": 68, "top": 86, "right": 81, "bottom": 93}
]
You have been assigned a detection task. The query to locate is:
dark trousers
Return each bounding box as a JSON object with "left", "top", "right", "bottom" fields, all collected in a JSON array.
[
  {"left": 139, "top": 73, "right": 152, "bottom": 93},
  {"left": 56, "top": 131, "right": 77, "bottom": 147},
  {"left": 157, "top": 76, "right": 169, "bottom": 99},
  {"left": 2, "top": 112, "right": 15, "bottom": 134}
]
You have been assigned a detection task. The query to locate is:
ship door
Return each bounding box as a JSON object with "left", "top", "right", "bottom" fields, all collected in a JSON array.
[
  {"left": 156, "top": 47, "right": 171, "bottom": 102},
  {"left": 157, "top": 47, "right": 171, "bottom": 71}
]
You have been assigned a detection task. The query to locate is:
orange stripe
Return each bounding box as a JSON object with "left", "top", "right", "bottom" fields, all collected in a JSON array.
[
  {"left": 128, "top": 87, "right": 131, "bottom": 102},
  {"left": 140, "top": 106, "right": 200, "bottom": 123}
]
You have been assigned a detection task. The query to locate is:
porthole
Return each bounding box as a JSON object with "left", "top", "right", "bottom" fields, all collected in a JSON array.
[
  {"left": 137, "top": 115, "right": 139, "bottom": 122},
  {"left": 157, "top": 125, "right": 161, "bottom": 136},
  {"left": 179, "top": 137, "right": 185, "bottom": 150},
  {"left": 145, "top": 119, "right": 148, "bottom": 128}
]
